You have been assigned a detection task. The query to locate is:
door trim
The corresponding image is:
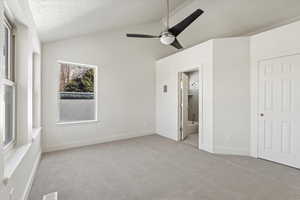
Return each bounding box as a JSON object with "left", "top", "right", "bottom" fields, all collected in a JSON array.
[
  {"left": 177, "top": 66, "right": 203, "bottom": 149},
  {"left": 251, "top": 53, "right": 300, "bottom": 158}
]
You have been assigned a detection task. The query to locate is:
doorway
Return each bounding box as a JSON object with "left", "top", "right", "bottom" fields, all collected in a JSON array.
[
  {"left": 256, "top": 54, "right": 300, "bottom": 168},
  {"left": 179, "top": 69, "right": 200, "bottom": 148}
]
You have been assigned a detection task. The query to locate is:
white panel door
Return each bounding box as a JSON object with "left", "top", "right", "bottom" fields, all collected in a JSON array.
[
  {"left": 181, "top": 73, "right": 189, "bottom": 140},
  {"left": 258, "top": 55, "right": 300, "bottom": 168}
]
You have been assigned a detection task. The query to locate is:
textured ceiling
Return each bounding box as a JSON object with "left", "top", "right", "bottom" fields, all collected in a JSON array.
[
  {"left": 30, "top": 0, "right": 300, "bottom": 44},
  {"left": 29, "top": 0, "right": 189, "bottom": 42},
  {"left": 169, "top": 0, "right": 300, "bottom": 49}
]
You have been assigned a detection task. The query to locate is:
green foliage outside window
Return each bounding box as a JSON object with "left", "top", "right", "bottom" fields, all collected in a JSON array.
[{"left": 64, "top": 69, "right": 94, "bottom": 92}]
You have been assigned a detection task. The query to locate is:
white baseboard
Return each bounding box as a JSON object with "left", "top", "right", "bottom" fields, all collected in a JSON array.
[
  {"left": 44, "top": 132, "right": 154, "bottom": 153},
  {"left": 155, "top": 130, "right": 179, "bottom": 142},
  {"left": 156, "top": 133, "right": 179, "bottom": 142},
  {"left": 23, "top": 151, "right": 41, "bottom": 200},
  {"left": 199, "top": 143, "right": 214, "bottom": 153},
  {"left": 214, "top": 146, "right": 249, "bottom": 156}
]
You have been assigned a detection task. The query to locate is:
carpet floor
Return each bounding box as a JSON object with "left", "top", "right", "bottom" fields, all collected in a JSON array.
[
  {"left": 29, "top": 135, "right": 300, "bottom": 200},
  {"left": 182, "top": 133, "right": 198, "bottom": 148}
]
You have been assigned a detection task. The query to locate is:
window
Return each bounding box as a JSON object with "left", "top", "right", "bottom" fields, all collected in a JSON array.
[
  {"left": 1, "top": 16, "right": 15, "bottom": 149},
  {"left": 32, "top": 53, "right": 41, "bottom": 129},
  {"left": 2, "top": 81, "right": 15, "bottom": 147},
  {"left": 58, "top": 62, "right": 97, "bottom": 123}
]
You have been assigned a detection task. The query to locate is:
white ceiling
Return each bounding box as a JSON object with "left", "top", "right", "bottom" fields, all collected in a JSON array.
[
  {"left": 30, "top": 0, "right": 300, "bottom": 44},
  {"left": 29, "top": 0, "right": 189, "bottom": 42},
  {"left": 171, "top": 0, "right": 300, "bottom": 48}
]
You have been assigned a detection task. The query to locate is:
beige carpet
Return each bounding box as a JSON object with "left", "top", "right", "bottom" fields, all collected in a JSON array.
[
  {"left": 182, "top": 133, "right": 198, "bottom": 148},
  {"left": 29, "top": 135, "right": 300, "bottom": 200}
]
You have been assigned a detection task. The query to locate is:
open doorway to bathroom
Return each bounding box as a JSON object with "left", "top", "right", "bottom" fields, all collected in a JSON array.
[{"left": 179, "top": 70, "right": 199, "bottom": 148}]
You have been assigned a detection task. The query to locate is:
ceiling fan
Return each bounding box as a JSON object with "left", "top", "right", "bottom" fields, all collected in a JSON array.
[{"left": 126, "top": 0, "right": 204, "bottom": 50}]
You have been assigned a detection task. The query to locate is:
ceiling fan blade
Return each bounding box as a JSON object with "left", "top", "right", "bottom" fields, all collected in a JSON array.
[
  {"left": 168, "top": 9, "right": 204, "bottom": 36},
  {"left": 171, "top": 39, "right": 183, "bottom": 49},
  {"left": 126, "top": 33, "right": 159, "bottom": 38}
]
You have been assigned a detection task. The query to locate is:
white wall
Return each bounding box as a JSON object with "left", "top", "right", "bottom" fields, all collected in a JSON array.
[
  {"left": 42, "top": 22, "right": 173, "bottom": 152},
  {"left": 0, "top": 0, "right": 42, "bottom": 200},
  {"left": 156, "top": 41, "right": 214, "bottom": 152},
  {"left": 157, "top": 20, "right": 300, "bottom": 157},
  {"left": 213, "top": 38, "right": 250, "bottom": 155},
  {"left": 250, "top": 20, "right": 300, "bottom": 157},
  {"left": 156, "top": 38, "right": 250, "bottom": 155}
]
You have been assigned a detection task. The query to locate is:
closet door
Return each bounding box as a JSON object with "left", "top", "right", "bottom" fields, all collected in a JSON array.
[{"left": 258, "top": 55, "right": 300, "bottom": 168}]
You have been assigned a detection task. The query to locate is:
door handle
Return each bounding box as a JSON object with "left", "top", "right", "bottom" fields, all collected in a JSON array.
[{"left": 260, "top": 113, "right": 264, "bottom": 117}]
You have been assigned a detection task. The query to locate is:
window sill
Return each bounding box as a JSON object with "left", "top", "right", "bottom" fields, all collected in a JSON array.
[
  {"left": 4, "top": 143, "right": 31, "bottom": 180},
  {"left": 32, "top": 127, "right": 42, "bottom": 140},
  {"left": 56, "top": 120, "right": 99, "bottom": 125},
  {"left": 3, "top": 128, "right": 42, "bottom": 182}
]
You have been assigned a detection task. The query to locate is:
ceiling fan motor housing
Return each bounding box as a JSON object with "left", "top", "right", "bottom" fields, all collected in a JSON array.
[{"left": 160, "top": 32, "right": 175, "bottom": 45}]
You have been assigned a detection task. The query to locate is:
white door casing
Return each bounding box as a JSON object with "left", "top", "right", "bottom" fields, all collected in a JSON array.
[
  {"left": 181, "top": 73, "right": 189, "bottom": 140},
  {"left": 258, "top": 55, "right": 300, "bottom": 168}
]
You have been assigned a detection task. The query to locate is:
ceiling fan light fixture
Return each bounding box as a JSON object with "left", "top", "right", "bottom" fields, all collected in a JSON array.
[
  {"left": 126, "top": 0, "right": 204, "bottom": 50},
  {"left": 160, "top": 32, "right": 175, "bottom": 45}
]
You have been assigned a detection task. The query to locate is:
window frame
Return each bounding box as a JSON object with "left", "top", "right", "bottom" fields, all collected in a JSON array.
[
  {"left": 3, "top": 16, "right": 13, "bottom": 80},
  {"left": 56, "top": 61, "right": 98, "bottom": 125},
  {"left": 32, "top": 52, "right": 42, "bottom": 129},
  {"left": 1, "top": 15, "right": 16, "bottom": 151},
  {"left": 1, "top": 79, "right": 16, "bottom": 151}
]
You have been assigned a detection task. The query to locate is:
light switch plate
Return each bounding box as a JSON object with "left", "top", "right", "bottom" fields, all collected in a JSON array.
[{"left": 163, "top": 85, "right": 167, "bottom": 93}]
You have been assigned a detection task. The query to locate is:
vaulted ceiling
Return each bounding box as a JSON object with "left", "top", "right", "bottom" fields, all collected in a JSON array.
[
  {"left": 29, "top": 0, "right": 189, "bottom": 42},
  {"left": 171, "top": 0, "right": 300, "bottom": 48},
  {"left": 29, "top": 0, "right": 300, "bottom": 44}
]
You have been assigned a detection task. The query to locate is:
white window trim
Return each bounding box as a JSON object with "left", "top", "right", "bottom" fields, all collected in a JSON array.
[
  {"left": 1, "top": 79, "right": 16, "bottom": 152},
  {"left": 1, "top": 14, "right": 16, "bottom": 151},
  {"left": 56, "top": 60, "right": 98, "bottom": 125},
  {"left": 3, "top": 16, "right": 13, "bottom": 80},
  {"left": 56, "top": 120, "right": 99, "bottom": 125}
]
